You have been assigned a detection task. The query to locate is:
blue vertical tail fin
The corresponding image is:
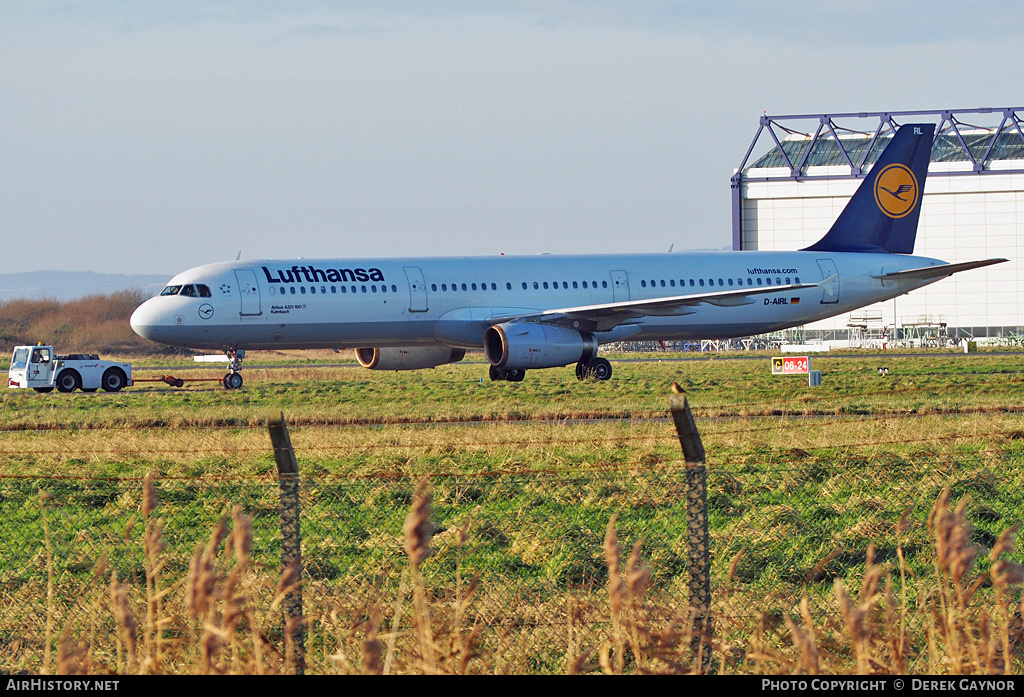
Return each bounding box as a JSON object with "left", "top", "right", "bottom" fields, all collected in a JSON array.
[{"left": 803, "top": 123, "right": 934, "bottom": 254}]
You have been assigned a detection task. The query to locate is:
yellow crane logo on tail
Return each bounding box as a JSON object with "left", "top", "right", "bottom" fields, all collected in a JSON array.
[{"left": 874, "top": 163, "right": 919, "bottom": 219}]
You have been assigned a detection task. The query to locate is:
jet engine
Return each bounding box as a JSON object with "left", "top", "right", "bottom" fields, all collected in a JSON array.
[
  {"left": 484, "top": 323, "right": 598, "bottom": 370},
  {"left": 355, "top": 347, "right": 466, "bottom": 371}
]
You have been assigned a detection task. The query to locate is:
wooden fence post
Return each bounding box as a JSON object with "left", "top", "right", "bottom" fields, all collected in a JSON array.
[
  {"left": 668, "top": 384, "right": 713, "bottom": 674},
  {"left": 268, "top": 410, "right": 305, "bottom": 675}
]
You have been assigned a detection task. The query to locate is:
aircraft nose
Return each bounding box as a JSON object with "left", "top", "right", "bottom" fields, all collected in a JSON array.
[{"left": 130, "top": 299, "right": 163, "bottom": 341}]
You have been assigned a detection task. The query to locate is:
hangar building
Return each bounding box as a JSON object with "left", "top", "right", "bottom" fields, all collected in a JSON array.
[{"left": 732, "top": 108, "right": 1024, "bottom": 345}]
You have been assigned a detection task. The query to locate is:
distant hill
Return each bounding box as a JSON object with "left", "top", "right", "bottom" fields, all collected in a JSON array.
[{"left": 0, "top": 271, "right": 171, "bottom": 302}]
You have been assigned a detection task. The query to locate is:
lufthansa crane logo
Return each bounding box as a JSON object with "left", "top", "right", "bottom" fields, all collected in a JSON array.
[{"left": 874, "top": 163, "right": 919, "bottom": 219}]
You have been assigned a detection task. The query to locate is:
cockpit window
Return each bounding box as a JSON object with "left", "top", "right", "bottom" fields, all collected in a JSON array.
[
  {"left": 180, "top": 285, "right": 198, "bottom": 297},
  {"left": 160, "top": 285, "right": 182, "bottom": 296},
  {"left": 197, "top": 284, "right": 212, "bottom": 297}
]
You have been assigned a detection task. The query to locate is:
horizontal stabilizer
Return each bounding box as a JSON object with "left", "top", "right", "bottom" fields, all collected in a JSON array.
[{"left": 873, "top": 258, "right": 1008, "bottom": 282}]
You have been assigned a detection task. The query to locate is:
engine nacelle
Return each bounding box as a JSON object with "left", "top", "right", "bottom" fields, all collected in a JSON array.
[
  {"left": 484, "top": 323, "right": 598, "bottom": 370},
  {"left": 355, "top": 347, "right": 466, "bottom": 371}
]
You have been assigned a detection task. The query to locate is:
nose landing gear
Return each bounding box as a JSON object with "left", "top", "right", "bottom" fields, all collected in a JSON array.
[{"left": 223, "top": 349, "right": 245, "bottom": 390}]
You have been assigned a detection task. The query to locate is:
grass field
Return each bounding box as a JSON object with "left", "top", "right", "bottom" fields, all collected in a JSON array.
[{"left": 2, "top": 348, "right": 1024, "bottom": 674}]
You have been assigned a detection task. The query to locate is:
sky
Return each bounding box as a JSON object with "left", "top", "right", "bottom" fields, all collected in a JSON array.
[{"left": 2, "top": 1, "right": 1023, "bottom": 277}]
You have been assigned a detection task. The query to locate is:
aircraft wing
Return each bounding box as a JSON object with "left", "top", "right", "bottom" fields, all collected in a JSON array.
[
  {"left": 872, "top": 258, "right": 1008, "bottom": 282},
  {"left": 487, "top": 281, "right": 822, "bottom": 333}
]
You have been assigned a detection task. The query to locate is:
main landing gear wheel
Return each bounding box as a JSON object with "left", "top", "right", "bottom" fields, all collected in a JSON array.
[
  {"left": 489, "top": 366, "right": 526, "bottom": 382},
  {"left": 576, "top": 357, "right": 613, "bottom": 381}
]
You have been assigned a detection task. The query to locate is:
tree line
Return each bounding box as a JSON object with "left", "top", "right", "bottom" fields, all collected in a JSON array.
[{"left": 0, "top": 290, "right": 183, "bottom": 356}]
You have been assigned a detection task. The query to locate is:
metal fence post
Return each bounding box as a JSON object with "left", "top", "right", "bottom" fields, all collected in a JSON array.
[
  {"left": 268, "top": 410, "right": 305, "bottom": 675},
  {"left": 668, "top": 384, "right": 713, "bottom": 674}
]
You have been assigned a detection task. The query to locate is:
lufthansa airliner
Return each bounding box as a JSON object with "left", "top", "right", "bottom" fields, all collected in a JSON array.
[{"left": 130, "top": 124, "right": 1005, "bottom": 388}]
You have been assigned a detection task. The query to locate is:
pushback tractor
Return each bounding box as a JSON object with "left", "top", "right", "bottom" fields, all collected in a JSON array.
[{"left": 8, "top": 345, "right": 133, "bottom": 393}]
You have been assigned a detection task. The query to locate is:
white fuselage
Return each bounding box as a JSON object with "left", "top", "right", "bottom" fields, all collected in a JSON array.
[{"left": 130, "top": 250, "right": 945, "bottom": 352}]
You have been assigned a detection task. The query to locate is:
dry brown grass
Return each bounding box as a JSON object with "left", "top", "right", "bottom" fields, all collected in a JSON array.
[{"left": 33, "top": 477, "right": 1024, "bottom": 675}]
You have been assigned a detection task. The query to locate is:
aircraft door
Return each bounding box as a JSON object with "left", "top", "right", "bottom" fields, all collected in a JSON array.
[
  {"left": 610, "top": 270, "right": 629, "bottom": 302},
  {"left": 234, "top": 269, "right": 263, "bottom": 316},
  {"left": 404, "top": 266, "right": 428, "bottom": 313},
  {"left": 816, "top": 259, "right": 839, "bottom": 304}
]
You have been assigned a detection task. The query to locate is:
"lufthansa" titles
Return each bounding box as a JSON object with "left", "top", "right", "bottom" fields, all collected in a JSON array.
[{"left": 262, "top": 265, "right": 385, "bottom": 284}]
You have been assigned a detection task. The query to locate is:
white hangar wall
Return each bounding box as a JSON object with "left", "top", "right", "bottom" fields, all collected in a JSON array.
[{"left": 739, "top": 161, "right": 1024, "bottom": 339}]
